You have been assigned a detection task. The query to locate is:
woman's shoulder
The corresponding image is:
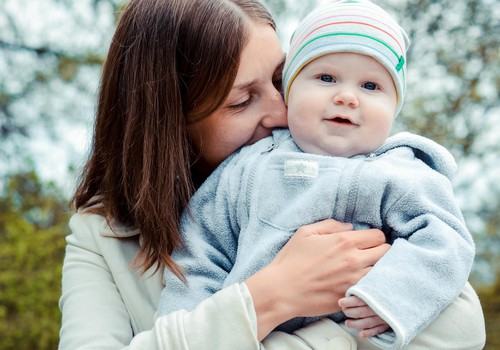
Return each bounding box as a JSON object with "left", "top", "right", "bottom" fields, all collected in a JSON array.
[
  {"left": 70, "top": 210, "right": 139, "bottom": 239},
  {"left": 68, "top": 211, "right": 107, "bottom": 246},
  {"left": 66, "top": 211, "right": 141, "bottom": 261}
]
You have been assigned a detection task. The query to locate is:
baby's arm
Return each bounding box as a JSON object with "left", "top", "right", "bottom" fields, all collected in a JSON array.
[
  {"left": 339, "top": 295, "right": 390, "bottom": 338},
  {"left": 158, "top": 153, "right": 245, "bottom": 316}
]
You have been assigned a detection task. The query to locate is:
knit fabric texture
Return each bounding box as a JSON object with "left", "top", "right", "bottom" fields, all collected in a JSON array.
[{"left": 283, "top": 0, "right": 410, "bottom": 116}]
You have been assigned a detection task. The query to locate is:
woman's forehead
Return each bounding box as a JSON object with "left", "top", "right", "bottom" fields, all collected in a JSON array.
[{"left": 234, "top": 23, "right": 284, "bottom": 86}]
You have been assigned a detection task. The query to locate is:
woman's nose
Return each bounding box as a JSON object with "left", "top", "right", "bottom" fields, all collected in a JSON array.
[
  {"left": 333, "top": 88, "right": 359, "bottom": 108},
  {"left": 261, "top": 88, "right": 288, "bottom": 128}
]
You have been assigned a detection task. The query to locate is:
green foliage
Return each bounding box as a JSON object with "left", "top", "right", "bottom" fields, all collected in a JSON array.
[
  {"left": 477, "top": 277, "right": 500, "bottom": 349},
  {"left": 0, "top": 171, "right": 70, "bottom": 350}
]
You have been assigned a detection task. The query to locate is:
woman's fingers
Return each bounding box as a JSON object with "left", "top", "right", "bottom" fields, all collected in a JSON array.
[
  {"left": 319, "top": 230, "right": 390, "bottom": 270},
  {"left": 296, "top": 218, "right": 353, "bottom": 236},
  {"left": 251, "top": 219, "right": 390, "bottom": 336},
  {"left": 363, "top": 242, "right": 391, "bottom": 266},
  {"left": 349, "top": 228, "right": 387, "bottom": 249},
  {"left": 306, "top": 222, "right": 388, "bottom": 253}
]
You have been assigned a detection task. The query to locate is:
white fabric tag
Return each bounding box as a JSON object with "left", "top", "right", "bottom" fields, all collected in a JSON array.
[{"left": 284, "top": 159, "right": 319, "bottom": 178}]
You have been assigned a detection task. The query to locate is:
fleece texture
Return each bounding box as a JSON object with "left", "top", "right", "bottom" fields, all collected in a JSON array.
[{"left": 158, "top": 129, "right": 474, "bottom": 350}]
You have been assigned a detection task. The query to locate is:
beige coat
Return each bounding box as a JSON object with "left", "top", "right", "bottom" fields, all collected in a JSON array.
[
  {"left": 59, "top": 213, "right": 262, "bottom": 349},
  {"left": 58, "top": 213, "right": 485, "bottom": 350}
]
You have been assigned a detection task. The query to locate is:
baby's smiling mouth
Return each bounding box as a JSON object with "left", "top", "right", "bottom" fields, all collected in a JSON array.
[
  {"left": 326, "top": 115, "right": 357, "bottom": 125},
  {"left": 332, "top": 117, "right": 352, "bottom": 124}
]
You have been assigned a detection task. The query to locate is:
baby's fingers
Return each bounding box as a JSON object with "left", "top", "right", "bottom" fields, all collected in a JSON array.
[
  {"left": 359, "top": 324, "right": 391, "bottom": 338},
  {"left": 338, "top": 295, "right": 366, "bottom": 308},
  {"left": 340, "top": 297, "right": 377, "bottom": 319},
  {"left": 345, "top": 315, "right": 390, "bottom": 337}
]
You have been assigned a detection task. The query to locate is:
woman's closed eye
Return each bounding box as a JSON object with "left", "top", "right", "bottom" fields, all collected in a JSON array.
[{"left": 228, "top": 96, "right": 252, "bottom": 111}]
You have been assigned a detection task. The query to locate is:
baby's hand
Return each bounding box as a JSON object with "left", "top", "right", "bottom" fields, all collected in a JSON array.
[{"left": 338, "top": 295, "right": 390, "bottom": 338}]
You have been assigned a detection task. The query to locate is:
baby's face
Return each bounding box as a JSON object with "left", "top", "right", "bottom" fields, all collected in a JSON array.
[{"left": 287, "top": 52, "right": 397, "bottom": 157}]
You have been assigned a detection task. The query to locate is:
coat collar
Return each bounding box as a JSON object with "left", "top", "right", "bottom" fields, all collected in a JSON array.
[
  {"left": 101, "top": 218, "right": 140, "bottom": 238},
  {"left": 78, "top": 198, "right": 140, "bottom": 238}
]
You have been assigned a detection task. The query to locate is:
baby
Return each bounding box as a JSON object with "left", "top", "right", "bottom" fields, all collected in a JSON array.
[{"left": 158, "top": 1, "right": 476, "bottom": 349}]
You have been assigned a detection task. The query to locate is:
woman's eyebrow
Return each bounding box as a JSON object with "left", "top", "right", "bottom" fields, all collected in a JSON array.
[{"left": 232, "top": 80, "right": 256, "bottom": 91}]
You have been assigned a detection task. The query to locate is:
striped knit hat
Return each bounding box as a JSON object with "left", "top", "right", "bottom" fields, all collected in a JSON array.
[{"left": 283, "top": 0, "right": 410, "bottom": 117}]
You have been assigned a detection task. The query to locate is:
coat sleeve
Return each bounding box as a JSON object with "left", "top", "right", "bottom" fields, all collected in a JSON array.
[
  {"left": 127, "top": 283, "right": 260, "bottom": 350},
  {"left": 59, "top": 213, "right": 259, "bottom": 350},
  {"left": 346, "top": 158, "right": 475, "bottom": 350}
]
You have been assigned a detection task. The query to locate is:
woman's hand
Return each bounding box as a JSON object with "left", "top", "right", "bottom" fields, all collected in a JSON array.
[{"left": 245, "top": 219, "right": 389, "bottom": 340}]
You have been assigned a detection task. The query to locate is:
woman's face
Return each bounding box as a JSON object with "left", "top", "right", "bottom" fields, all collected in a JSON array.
[{"left": 188, "top": 23, "right": 287, "bottom": 175}]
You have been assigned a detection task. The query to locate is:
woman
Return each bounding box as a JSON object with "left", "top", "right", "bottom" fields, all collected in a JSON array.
[{"left": 58, "top": 0, "right": 484, "bottom": 349}]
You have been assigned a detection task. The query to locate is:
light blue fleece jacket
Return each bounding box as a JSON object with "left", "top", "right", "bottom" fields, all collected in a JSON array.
[{"left": 158, "top": 129, "right": 474, "bottom": 349}]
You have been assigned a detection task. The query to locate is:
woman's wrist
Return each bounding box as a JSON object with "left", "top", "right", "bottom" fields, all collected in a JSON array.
[{"left": 245, "top": 264, "right": 293, "bottom": 340}]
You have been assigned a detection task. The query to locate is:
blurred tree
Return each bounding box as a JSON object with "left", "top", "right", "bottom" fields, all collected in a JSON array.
[
  {"left": 0, "top": 169, "right": 70, "bottom": 350},
  {"left": 0, "top": 0, "right": 125, "bottom": 175},
  {"left": 264, "top": 0, "right": 317, "bottom": 47},
  {"left": 381, "top": 0, "right": 500, "bottom": 284}
]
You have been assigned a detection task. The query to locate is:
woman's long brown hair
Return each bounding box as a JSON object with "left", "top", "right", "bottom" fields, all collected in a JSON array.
[{"left": 72, "top": 0, "right": 275, "bottom": 277}]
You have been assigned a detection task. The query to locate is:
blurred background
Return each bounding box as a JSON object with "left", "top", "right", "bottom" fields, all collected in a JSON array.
[{"left": 0, "top": 0, "right": 498, "bottom": 348}]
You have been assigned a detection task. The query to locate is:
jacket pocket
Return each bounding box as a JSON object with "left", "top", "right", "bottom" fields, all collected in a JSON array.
[{"left": 257, "top": 157, "right": 343, "bottom": 231}]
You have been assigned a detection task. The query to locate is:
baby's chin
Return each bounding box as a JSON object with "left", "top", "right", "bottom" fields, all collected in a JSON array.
[{"left": 296, "top": 140, "right": 368, "bottom": 158}]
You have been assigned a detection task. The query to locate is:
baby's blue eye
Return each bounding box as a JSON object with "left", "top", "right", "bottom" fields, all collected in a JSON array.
[
  {"left": 363, "top": 82, "right": 377, "bottom": 90},
  {"left": 320, "top": 75, "right": 334, "bottom": 83}
]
